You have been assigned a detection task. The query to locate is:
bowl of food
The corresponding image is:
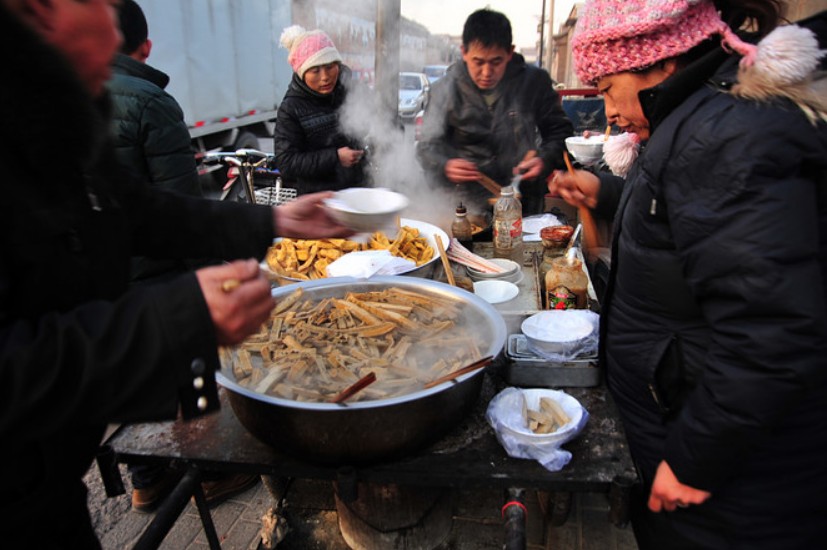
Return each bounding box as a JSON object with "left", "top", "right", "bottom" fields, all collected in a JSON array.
[
  {"left": 493, "top": 388, "right": 585, "bottom": 441},
  {"left": 217, "top": 276, "right": 508, "bottom": 464},
  {"left": 520, "top": 310, "right": 596, "bottom": 356},
  {"left": 466, "top": 258, "right": 521, "bottom": 283},
  {"left": 565, "top": 136, "right": 605, "bottom": 166},
  {"left": 263, "top": 218, "right": 448, "bottom": 282},
  {"left": 324, "top": 187, "right": 410, "bottom": 233}
]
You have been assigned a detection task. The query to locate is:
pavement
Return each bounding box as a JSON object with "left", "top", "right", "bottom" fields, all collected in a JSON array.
[{"left": 85, "top": 462, "right": 639, "bottom": 550}]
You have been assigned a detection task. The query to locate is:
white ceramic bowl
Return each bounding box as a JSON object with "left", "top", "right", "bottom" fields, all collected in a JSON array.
[
  {"left": 496, "top": 388, "right": 584, "bottom": 440},
  {"left": 466, "top": 258, "right": 521, "bottom": 283},
  {"left": 473, "top": 280, "right": 519, "bottom": 304},
  {"left": 565, "top": 136, "right": 605, "bottom": 166},
  {"left": 324, "top": 187, "right": 410, "bottom": 232},
  {"left": 520, "top": 310, "right": 595, "bottom": 355}
]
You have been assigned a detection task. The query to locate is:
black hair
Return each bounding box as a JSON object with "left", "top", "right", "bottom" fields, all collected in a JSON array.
[
  {"left": 118, "top": 0, "right": 149, "bottom": 55},
  {"left": 714, "top": 0, "right": 784, "bottom": 36},
  {"left": 462, "top": 9, "right": 512, "bottom": 51}
]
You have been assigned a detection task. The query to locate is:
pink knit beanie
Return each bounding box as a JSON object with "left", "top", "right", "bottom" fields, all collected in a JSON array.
[
  {"left": 279, "top": 25, "right": 342, "bottom": 79},
  {"left": 571, "top": 0, "right": 757, "bottom": 86}
]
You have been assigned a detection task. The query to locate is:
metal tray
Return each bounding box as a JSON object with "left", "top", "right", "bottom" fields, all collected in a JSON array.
[{"left": 504, "top": 334, "right": 601, "bottom": 388}]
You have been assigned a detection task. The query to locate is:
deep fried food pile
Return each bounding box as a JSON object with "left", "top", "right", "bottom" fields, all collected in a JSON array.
[{"left": 264, "top": 226, "right": 435, "bottom": 280}]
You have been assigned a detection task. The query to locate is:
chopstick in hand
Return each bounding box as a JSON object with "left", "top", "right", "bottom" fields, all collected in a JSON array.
[
  {"left": 423, "top": 356, "right": 493, "bottom": 389},
  {"left": 563, "top": 151, "right": 600, "bottom": 254},
  {"left": 477, "top": 173, "right": 502, "bottom": 196},
  {"left": 330, "top": 372, "right": 377, "bottom": 404}
]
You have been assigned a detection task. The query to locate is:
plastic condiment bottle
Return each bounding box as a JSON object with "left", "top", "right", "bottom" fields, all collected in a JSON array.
[
  {"left": 545, "top": 248, "right": 589, "bottom": 310},
  {"left": 492, "top": 186, "right": 523, "bottom": 262},
  {"left": 451, "top": 202, "right": 474, "bottom": 252}
]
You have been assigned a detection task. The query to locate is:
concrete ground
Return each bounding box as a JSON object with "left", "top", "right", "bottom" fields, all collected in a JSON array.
[{"left": 86, "top": 464, "right": 639, "bottom": 550}]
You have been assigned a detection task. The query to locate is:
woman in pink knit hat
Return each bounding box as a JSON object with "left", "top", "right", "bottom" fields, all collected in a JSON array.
[
  {"left": 273, "top": 25, "right": 366, "bottom": 195},
  {"left": 549, "top": 1, "right": 826, "bottom": 548}
]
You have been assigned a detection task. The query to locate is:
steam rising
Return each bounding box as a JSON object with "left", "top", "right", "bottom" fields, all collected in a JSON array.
[{"left": 339, "top": 86, "right": 457, "bottom": 232}]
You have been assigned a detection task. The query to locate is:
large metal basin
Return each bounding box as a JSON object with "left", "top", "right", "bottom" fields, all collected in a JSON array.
[{"left": 217, "top": 276, "right": 507, "bottom": 465}]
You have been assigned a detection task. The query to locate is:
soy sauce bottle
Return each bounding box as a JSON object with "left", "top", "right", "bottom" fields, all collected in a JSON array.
[{"left": 451, "top": 202, "right": 474, "bottom": 252}]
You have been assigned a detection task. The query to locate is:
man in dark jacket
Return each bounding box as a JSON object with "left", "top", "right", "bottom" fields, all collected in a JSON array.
[
  {"left": 417, "top": 9, "right": 573, "bottom": 217},
  {"left": 107, "top": 0, "right": 204, "bottom": 283},
  {"left": 0, "top": 1, "right": 349, "bottom": 547}
]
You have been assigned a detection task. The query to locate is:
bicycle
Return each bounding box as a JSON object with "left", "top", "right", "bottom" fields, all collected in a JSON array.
[{"left": 201, "top": 148, "right": 297, "bottom": 205}]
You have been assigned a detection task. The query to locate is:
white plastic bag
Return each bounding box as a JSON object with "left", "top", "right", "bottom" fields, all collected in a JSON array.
[
  {"left": 485, "top": 387, "right": 589, "bottom": 471},
  {"left": 521, "top": 310, "right": 600, "bottom": 362}
]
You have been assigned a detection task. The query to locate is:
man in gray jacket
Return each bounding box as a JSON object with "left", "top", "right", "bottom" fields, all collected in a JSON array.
[{"left": 417, "top": 9, "right": 573, "bottom": 217}]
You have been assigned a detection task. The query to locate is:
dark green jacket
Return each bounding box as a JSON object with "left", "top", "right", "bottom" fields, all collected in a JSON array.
[{"left": 108, "top": 54, "right": 204, "bottom": 281}]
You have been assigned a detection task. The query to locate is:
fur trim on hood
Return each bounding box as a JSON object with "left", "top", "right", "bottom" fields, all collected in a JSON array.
[{"left": 731, "top": 23, "right": 827, "bottom": 124}]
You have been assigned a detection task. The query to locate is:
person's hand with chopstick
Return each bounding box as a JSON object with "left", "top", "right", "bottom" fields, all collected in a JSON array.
[
  {"left": 547, "top": 165, "right": 601, "bottom": 209},
  {"left": 512, "top": 149, "right": 542, "bottom": 180},
  {"left": 444, "top": 158, "right": 483, "bottom": 184}
]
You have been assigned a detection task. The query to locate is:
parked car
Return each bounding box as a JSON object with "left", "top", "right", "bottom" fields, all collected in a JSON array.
[
  {"left": 398, "top": 72, "right": 430, "bottom": 122},
  {"left": 422, "top": 64, "right": 449, "bottom": 84}
]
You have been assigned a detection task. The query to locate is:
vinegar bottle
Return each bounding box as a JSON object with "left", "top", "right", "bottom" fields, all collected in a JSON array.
[
  {"left": 451, "top": 202, "right": 474, "bottom": 252},
  {"left": 492, "top": 186, "right": 523, "bottom": 262}
]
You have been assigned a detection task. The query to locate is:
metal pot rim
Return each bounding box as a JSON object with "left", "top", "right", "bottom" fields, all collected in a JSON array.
[{"left": 217, "top": 275, "right": 507, "bottom": 411}]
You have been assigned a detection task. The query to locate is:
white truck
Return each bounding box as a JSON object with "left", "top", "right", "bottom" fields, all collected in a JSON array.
[{"left": 138, "top": 0, "right": 294, "bottom": 185}]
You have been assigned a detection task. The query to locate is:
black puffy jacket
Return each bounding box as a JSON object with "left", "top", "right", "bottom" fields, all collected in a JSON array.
[
  {"left": 273, "top": 67, "right": 365, "bottom": 195},
  {"left": 417, "top": 54, "right": 573, "bottom": 215},
  {"left": 595, "top": 32, "right": 827, "bottom": 544},
  {"left": 108, "top": 54, "right": 204, "bottom": 282}
]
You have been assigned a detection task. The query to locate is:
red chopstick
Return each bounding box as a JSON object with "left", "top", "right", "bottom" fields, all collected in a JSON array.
[
  {"left": 423, "top": 356, "right": 493, "bottom": 389},
  {"left": 330, "top": 372, "right": 377, "bottom": 404}
]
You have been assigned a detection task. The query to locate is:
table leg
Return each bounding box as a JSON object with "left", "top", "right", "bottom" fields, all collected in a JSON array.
[
  {"left": 133, "top": 467, "right": 221, "bottom": 550},
  {"left": 503, "top": 487, "right": 527, "bottom": 550}
]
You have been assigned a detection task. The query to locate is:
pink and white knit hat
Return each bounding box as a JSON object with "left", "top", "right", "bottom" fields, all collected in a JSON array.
[
  {"left": 571, "top": 0, "right": 756, "bottom": 86},
  {"left": 279, "top": 25, "right": 342, "bottom": 79}
]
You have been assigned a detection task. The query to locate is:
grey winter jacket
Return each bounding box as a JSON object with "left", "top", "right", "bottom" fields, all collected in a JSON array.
[{"left": 417, "top": 53, "right": 573, "bottom": 215}]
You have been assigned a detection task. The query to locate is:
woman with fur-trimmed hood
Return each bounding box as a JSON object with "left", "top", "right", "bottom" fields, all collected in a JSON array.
[{"left": 548, "top": 1, "right": 827, "bottom": 548}]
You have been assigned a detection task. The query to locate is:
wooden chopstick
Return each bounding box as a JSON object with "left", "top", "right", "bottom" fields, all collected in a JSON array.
[
  {"left": 563, "top": 151, "right": 600, "bottom": 254},
  {"left": 477, "top": 173, "right": 502, "bottom": 196},
  {"left": 423, "top": 356, "right": 494, "bottom": 389},
  {"left": 434, "top": 234, "right": 456, "bottom": 286},
  {"left": 330, "top": 372, "right": 377, "bottom": 404}
]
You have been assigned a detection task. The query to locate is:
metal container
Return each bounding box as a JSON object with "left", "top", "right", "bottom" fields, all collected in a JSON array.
[
  {"left": 504, "top": 335, "right": 601, "bottom": 388},
  {"left": 217, "top": 276, "right": 508, "bottom": 465}
]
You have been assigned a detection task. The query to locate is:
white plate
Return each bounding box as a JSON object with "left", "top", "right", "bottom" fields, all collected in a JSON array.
[{"left": 262, "top": 217, "right": 448, "bottom": 281}]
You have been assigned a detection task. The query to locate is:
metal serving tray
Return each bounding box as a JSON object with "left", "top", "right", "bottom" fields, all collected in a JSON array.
[{"left": 504, "top": 334, "right": 601, "bottom": 388}]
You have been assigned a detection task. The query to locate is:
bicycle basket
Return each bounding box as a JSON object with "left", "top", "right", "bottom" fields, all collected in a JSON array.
[{"left": 252, "top": 172, "right": 297, "bottom": 206}]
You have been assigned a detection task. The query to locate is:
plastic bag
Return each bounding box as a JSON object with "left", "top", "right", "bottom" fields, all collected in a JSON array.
[{"left": 485, "top": 387, "right": 589, "bottom": 471}]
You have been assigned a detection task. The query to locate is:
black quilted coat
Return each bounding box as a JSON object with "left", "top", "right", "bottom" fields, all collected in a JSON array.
[
  {"left": 273, "top": 68, "right": 365, "bottom": 195},
  {"left": 0, "top": 8, "right": 275, "bottom": 546},
  {"left": 593, "top": 32, "right": 827, "bottom": 548}
]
